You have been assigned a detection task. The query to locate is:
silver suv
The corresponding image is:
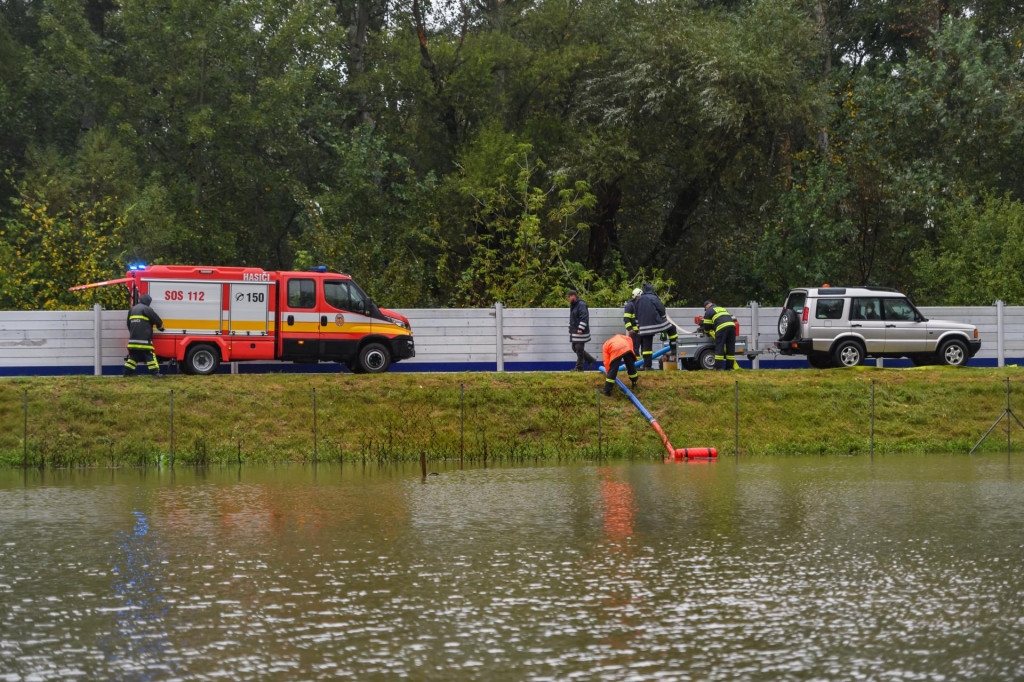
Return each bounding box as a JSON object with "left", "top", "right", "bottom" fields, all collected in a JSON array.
[{"left": 775, "top": 286, "right": 981, "bottom": 368}]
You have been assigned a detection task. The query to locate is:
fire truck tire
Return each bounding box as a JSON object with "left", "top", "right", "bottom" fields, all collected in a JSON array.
[
  {"left": 184, "top": 344, "right": 221, "bottom": 375},
  {"left": 358, "top": 343, "right": 391, "bottom": 374}
]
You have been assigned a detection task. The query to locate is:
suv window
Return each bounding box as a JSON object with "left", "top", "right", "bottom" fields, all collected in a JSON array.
[
  {"left": 816, "top": 298, "right": 844, "bottom": 320},
  {"left": 850, "top": 297, "right": 882, "bottom": 321},
  {"left": 786, "top": 292, "right": 807, "bottom": 316},
  {"left": 883, "top": 297, "right": 917, "bottom": 322}
]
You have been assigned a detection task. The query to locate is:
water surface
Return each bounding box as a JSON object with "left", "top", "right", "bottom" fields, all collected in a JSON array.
[{"left": 1, "top": 455, "right": 1023, "bottom": 680}]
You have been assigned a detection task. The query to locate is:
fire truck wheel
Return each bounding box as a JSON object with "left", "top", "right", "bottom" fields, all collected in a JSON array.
[
  {"left": 184, "top": 344, "right": 221, "bottom": 375},
  {"left": 358, "top": 343, "right": 391, "bottom": 373}
]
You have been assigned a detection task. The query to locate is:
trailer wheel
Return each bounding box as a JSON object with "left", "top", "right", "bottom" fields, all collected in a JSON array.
[
  {"left": 359, "top": 343, "right": 391, "bottom": 374},
  {"left": 698, "top": 348, "right": 717, "bottom": 371},
  {"left": 184, "top": 344, "right": 220, "bottom": 375}
]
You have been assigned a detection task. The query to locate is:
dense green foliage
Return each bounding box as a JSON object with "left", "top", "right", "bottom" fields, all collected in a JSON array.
[{"left": 1, "top": 0, "right": 1022, "bottom": 310}]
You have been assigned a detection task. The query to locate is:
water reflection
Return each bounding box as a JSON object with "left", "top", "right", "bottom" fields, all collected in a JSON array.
[
  {"left": 105, "top": 508, "right": 174, "bottom": 678},
  {"left": 0, "top": 457, "right": 1023, "bottom": 680}
]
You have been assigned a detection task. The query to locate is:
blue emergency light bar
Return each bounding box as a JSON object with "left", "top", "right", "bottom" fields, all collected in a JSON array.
[
  {"left": 128, "top": 262, "right": 147, "bottom": 271},
  {"left": 309, "top": 265, "right": 327, "bottom": 272}
]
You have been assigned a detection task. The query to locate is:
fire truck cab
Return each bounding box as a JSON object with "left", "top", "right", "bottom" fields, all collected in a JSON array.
[{"left": 125, "top": 265, "right": 414, "bottom": 374}]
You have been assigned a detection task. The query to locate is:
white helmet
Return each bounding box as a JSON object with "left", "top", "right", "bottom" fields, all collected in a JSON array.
[{"left": 631, "top": 288, "right": 642, "bottom": 298}]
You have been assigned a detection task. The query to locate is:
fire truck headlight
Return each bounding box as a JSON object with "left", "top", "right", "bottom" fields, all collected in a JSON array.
[{"left": 386, "top": 316, "right": 409, "bottom": 330}]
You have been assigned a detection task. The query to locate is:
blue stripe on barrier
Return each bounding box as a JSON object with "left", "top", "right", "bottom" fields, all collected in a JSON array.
[{"left": 0, "top": 357, "right": 1010, "bottom": 377}]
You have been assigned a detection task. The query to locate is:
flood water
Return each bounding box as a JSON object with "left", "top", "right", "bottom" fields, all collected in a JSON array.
[{"left": 2, "top": 455, "right": 1023, "bottom": 681}]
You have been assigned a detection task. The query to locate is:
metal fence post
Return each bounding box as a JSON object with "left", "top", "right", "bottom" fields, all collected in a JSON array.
[
  {"left": 93, "top": 303, "right": 103, "bottom": 376},
  {"left": 749, "top": 301, "right": 760, "bottom": 370},
  {"left": 871, "top": 380, "right": 875, "bottom": 459},
  {"left": 494, "top": 301, "right": 505, "bottom": 372},
  {"left": 23, "top": 389, "right": 28, "bottom": 468},
  {"left": 734, "top": 380, "right": 739, "bottom": 459},
  {"left": 169, "top": 389, "right": 174, "bottom": 468},
  {"left": 997, "top": 300, "right": 1005, "bottom": 368}
]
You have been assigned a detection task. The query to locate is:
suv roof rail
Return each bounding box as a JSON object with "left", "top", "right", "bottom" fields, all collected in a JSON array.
[{"left": 863, "top": 286, "right": 901, "bottom": 293}]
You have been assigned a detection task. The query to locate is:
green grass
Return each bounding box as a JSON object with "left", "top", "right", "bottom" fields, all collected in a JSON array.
[{"left": 1, "top": 366, "right": 1022, "bottom": 467}]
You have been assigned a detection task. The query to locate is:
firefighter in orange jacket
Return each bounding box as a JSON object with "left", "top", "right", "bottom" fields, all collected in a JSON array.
[{"left": 602, "top": 334, "right": 639, "bottom": 396}]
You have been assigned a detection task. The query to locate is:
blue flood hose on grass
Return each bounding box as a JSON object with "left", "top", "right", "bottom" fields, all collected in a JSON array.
[{"left": 596, "top": 344, "right": 717, "bottom": 459}]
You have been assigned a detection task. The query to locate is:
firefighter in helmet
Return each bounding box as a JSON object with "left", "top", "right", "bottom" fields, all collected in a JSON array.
[
  {"left": 700, "top": 300, "right": 736, "bottom": 370},
  {"left": 124, "top": 293, "right": 165, "bottom": 377},
  {"left": 635, "top": 283, "right": 677, "bottom": 370},
  {"left": 601, "top": 334, "right": 639, "bottom": 396},
  {"left": 623, "top": 288, "right": 641, "bottom": 355}
]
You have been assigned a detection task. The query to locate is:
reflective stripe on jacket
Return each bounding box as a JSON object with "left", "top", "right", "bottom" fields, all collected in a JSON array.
[
  {"left": 701, "top": 305, "right": 734, "bottom": 337},
  {"left": 569, "top": 298, "right": 592, "bottom": 343},
  {"left": 623, "top": 300, "right": 638, "bottom": 332},
  {"left": 635, "top": 284, "right": 672, "bottom": 336},
  {"left": 127, "top": 303, "right": 163, "bottom": 344}
]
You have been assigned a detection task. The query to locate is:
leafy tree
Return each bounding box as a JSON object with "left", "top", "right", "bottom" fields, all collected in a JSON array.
[
  {"left": 292, "top": 128, "right": 443, "bottom": 307},
  {"left": 445, "top": 135, "right": 595, "bottom": 307},
  {"left": 0, "top": 177, "right": 128, "bottom": 310},
  {"left": 913, "top": 194, "right": 1024, "bottom": 305},
  {"left": 753, "top": 153, "right": 858, "bottom": 299}
]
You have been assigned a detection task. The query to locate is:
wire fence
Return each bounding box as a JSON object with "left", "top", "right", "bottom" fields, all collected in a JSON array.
[{"left": 3, "top": 376, "right": 1022, "bottom": 469}]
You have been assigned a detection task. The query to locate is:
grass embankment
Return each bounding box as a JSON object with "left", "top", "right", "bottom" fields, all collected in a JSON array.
[{"left": 1, "top": 367, "right": 1021, "bottom": 467}]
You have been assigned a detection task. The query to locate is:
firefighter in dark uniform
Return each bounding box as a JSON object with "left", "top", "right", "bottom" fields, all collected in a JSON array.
[
  {"left": 635, "top": 283, "right": 678, "bottom": 370},
  {"left": 123, "top": 293, "right": 165, "bottom": 377},
  {"left": 623, "top": 288, "right": 641, "bottom": 355},
  {"left": 700, "top": 300, "right": 736, "bottom": 370},
  {"left": 602, "top": 334, "right": 639, "bottom": 396},
  {"left": 568, "top": 290, "right": 597, "bottom": 371}
]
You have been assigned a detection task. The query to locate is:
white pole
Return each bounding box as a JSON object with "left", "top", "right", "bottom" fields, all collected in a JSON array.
[
  {"left": 749, "top": 301, "right": 760, "bottom": 370},
  {"left": 93, "top": 303, "right": 103, "bottom": 376},
  {"left": 495, "top": 302, "right": 505, "bottom": 372},
  {"left": 996, "top": 299, "right": 1005, "bottom": 368}
]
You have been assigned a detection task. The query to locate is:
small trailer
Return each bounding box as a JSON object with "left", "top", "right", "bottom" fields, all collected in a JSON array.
[
  {"left": 673, "top": 332, "right": 758, "bottom": 370},
  {"left": 662, "top": 315, "right": 763, "bottom": 370}
]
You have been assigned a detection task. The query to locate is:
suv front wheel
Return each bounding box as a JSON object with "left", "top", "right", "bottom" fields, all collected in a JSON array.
[
  {"left": 832, "top": 339, "right": 865, "bottom": 368},
  {"left": 939, "top": 338, "right": 969, "bottom": 366}
]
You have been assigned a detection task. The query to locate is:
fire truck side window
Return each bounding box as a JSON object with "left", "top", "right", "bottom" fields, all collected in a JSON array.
[
  {"left": 324, "top": 280, "right": 365, "bottom": 314},
  {"left": 287, "top": 279, "right": 316, "bottom": 309}
]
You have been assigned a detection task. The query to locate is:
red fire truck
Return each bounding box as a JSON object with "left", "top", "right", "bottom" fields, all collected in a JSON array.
[{"left": 72, "top": 265, "right": 414, "bottom": 374}]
